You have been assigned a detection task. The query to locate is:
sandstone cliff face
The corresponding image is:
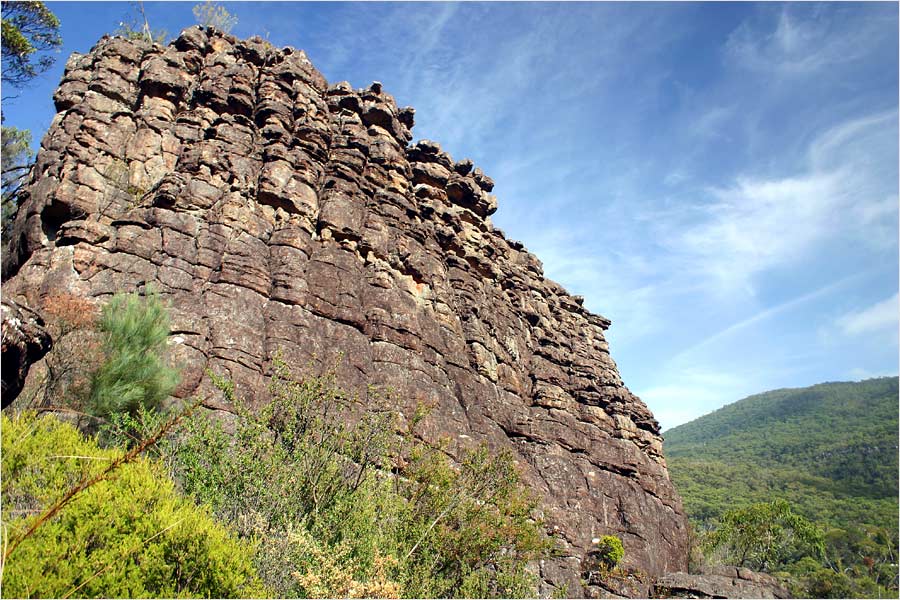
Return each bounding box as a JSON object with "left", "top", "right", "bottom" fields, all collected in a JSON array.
[
  {"left": 2, "top": 27, "right": 688, "bottom": 593},
  {"left": 653, "top": 567, "right": 791, "bottom": 599}
]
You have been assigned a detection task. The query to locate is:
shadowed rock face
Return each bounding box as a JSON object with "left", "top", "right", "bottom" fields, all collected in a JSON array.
[
  {"left": 1, "top": 299, "right": 52, "bottom": 406},
  {"left": 2, "top": 27, "right": 689, "bottom": 594}
]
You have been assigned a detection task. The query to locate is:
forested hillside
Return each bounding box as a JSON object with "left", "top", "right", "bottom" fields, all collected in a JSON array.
[
  {"left": 665, "top": 377, "right": 899, "bottom": 597},
  {"left": 666, "top": 377, "right": 898, "bottom": 529}
]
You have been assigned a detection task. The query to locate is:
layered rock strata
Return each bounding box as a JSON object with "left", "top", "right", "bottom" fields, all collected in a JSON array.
[
  {"left": 653, "top": 567, "right": 791, "bottom": 599},
  {"left": 2, "top": 27, "right": 689, "bottom": 593}
]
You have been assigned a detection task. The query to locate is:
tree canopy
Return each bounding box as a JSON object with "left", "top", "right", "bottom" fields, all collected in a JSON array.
[
  {"left": 666, "top": 378, "right": 900, "bottom": 597},
  {"left": 702, "top": 499, "right": 825, "bottom": 572},
  {"left": 1, "top": 1, "right": 62, "bottom": 90},
  {"left": 1, "top": 125, "right": 32, "bottom": 241},
  {"left": 1, "top": 1, "right": 61, "bottom": 241}
]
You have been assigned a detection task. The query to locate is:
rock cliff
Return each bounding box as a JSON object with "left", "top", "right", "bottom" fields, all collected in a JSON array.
[
  {"left": 2, "top": 27, "right": 689, "bottom": 594},
  {"left": 653, "top": 567, "right": 791, "bottom": 599},
  {"left": 1, "top": 298, "right": 52, "bottom": 406}
]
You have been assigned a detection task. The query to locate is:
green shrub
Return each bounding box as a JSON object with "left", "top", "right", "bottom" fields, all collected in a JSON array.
[
  {"left": 87, "top": 289, "right": 178, "bottom": 423},
  {"left": 168, "top": 356, "right": 552, "bottom": 598},
  {"left": 193, "top": 1, "right": 238, "bottom": 32},
  {"left": 1, "top": 411, "right": 265, "bottom": 598},
  {"left": 701, "top": 499, "right": 824, "bottom": 572},
  {"left": 593, "top": 535, "right": 625, "bottom": 569},
  {"left": 789, "top": 556, "right": 856, "bottom": 599}
]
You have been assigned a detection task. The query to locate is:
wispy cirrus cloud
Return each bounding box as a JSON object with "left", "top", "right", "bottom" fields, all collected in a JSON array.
[
  {"left": 725, "top": 6, "right": 894, "bottom": 75},
  {"left": 638, "top": 368, "right": 749, "bottom": 431},
  {"left": 232, "top": 2, "right": 898, "bottom": 429},
  {"left": 524, "top": 234, "right": 669, "bottom": 345},
  {"left": 690, "top": 104, "right": 737, "bottom": 142},
  {"left": 838, "top": 293, "right": 899, "bottom": 338},
  {"left": 673, "top": 270, "right": 870, "bottom": 364},
  {"left": 655, "top": 110, "right": 898, "bottom": 296},
  {"left": 676, "top": 171, "right": 844, "bottom": 290}
]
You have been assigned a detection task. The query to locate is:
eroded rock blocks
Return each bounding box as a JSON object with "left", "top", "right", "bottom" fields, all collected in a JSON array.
[{"left": 2, "top": 27, "right": 689, "bottom": 594}]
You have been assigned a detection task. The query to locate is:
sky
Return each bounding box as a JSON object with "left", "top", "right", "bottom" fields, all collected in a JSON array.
[{"left": 3, "top": 2, "right": 898, "bottom": 430}]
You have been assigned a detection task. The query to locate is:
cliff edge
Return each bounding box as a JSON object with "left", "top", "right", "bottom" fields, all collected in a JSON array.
[{"left": 2, "top": 27, "right": 689, "bottom": 595}]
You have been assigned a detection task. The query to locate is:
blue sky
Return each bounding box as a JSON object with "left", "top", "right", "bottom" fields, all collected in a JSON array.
[{"left": 4, "top": 2, "right": 898, "bottom": 429}]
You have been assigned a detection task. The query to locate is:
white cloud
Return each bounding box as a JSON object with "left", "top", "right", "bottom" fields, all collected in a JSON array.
[
  {"left": 285, "top": 4, "right": 897, "bottom": 427},
  {"left": 674, "top": 271, "right": 869, "bottom": 363},
  {"left": 837, "top": 293, "right": 899, "bottom": 337},
  {"left": 690, "top": 105, "right": 736, "bottom": 141},
  {"left": 500, "top": 106, "right": 896, "bottom": 394},
  {"left": 638, "top": 369, "right": 748, "bottom": 431},
  {"left": 656, "top": 110, "right": 898, "bottom": 295},
  {"left": 857, "top": 195, "right": 899, "bottom": 227},
  {"left": 809, "top": 111, "right": 897, "bottom": 170},
  {"left": 663, "top": 170, "right": 688, "bottom": 187},
  {"left": 679, "top": 172, "right": 843, "bottom": 288},
  {"left": 725, "top": 7, "right": 889, "bottom": 76}
]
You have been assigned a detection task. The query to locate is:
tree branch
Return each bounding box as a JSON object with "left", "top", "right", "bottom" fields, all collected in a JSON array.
[{"left": 2, "top": 398, "right": 202, "bottom": 563}]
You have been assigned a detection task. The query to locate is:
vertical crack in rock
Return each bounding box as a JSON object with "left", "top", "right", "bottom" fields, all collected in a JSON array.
[{"left": 1, "top": 27, "right": 690, "bottom": 594}]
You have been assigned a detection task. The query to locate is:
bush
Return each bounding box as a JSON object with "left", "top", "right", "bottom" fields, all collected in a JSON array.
[
  {"left": 193, "top": 1, "right": 237, "bottom": 32},
  {"left": 1, "top": 411, "right": 265, "bottom": 598},
  {"left": 168, "top": 356, "right": 552, "bottom": 598},
  {"left": 87, "top": 289, "right": 178, "bottom": 422},
  {"left": 113, "top": 2, "right": 167, "bottom": 43},
  {"left": 593, "top": 535, "right": 625, "bottom": 569},
  {"left": 701, "top": 499, "right": 824, "bottom": 572}
]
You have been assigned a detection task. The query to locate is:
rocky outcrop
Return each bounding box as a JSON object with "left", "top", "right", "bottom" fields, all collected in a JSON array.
[
  {"left": 1, "top": 27, "right": 689, "bottom": 594},
  {"left": 1, "top": 298, "right": 52, "bottom": 406},
  {"left": 653, "top": 567, "right": 791, "bottom": 599}
]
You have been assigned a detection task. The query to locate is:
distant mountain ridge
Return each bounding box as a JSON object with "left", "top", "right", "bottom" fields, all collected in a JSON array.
[{"left": 664, "top": 377, "right": 899, "bottom": 532}]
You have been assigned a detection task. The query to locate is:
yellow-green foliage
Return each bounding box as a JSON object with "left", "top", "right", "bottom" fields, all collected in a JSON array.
[
  {"left": 1, "top": 412, "right": 265, "bottom": 598},
  {"left": 169, "top": 358, "right": 552, "bottom": 598},
  {"left": 594, "top": 535, "right": 625, "bottom": 569},
  {"left": 701, "top": 499, "right": 824, "bottom": 573}
]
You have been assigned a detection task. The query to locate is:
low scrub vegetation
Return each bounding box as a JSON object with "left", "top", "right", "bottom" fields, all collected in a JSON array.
[
  {"left": 166, "top": 357, "right": 552, "bottom": 598},
  {"left": 593, "top": 535, "right": 625, "bottom": 570},
  {"left": 2, "top": 291, "right": 553, "bottom": 598},
  {"left": 1, "top": 411, "right": 264, "bottom": 598}
]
